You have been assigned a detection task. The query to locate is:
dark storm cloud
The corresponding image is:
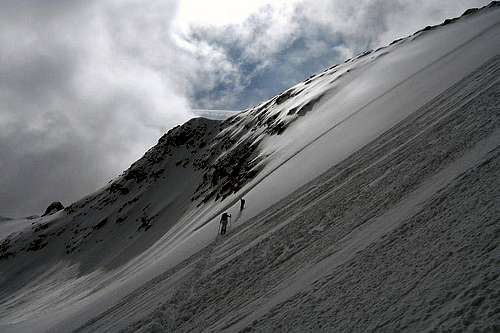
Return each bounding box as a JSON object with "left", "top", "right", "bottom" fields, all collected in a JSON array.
[{"left": 0, "top": 0, "right": 192, "bottom": 217}]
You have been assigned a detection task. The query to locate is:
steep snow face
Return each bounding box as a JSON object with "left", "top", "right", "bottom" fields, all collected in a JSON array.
[
  {"left": 1, "top": 3, "right": 500, "bottom": 333},
  {"left": 214, "top": 2, "right": 500, "bottom": 226}
]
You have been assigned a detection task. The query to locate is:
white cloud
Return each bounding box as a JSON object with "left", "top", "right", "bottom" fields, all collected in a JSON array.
[
  {"left": 176, "top": 0, "right": 493, "bottom": 110},
  {"left": 174, "top": 0, "right": 299, "bottom": 30}
]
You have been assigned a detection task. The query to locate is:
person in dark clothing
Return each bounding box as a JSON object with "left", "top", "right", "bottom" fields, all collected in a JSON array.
[
  {"left": 240, "top": 198, "right": 246, "bottom": 211},
  {"left": 220, "top": 212, "right": 231, "bottom": 235}
]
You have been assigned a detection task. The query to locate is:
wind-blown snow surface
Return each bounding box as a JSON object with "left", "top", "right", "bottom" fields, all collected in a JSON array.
[{"left": 1, "top": 3, "right": 500, "bottom": 332}]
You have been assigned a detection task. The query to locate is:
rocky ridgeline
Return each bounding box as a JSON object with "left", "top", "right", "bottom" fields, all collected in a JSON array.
[
  {"left": 0, "top": 106, "right": 305, "bottom": 261},
  {"left": 63, "top": 117, "right": 220, "bottom": 215},
  {"left": 413, "top": 1, "right": 500, "bottom": 35}
]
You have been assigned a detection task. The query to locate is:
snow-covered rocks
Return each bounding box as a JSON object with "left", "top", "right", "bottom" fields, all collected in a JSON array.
[{"left": 42, "top": 201, "right": 64, "bottom": 216}]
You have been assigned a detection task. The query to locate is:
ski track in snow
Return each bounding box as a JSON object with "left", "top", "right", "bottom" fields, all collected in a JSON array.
[{"left": 79, "top": 51, "right": 500, "bottom": 332}]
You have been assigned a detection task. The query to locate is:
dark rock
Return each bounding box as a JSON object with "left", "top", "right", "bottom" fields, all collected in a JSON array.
[
  {"left": 33, "top": 223, "right": 49, "bottom": 232},
  {"left": 287, "top": 107, "right": 299, "bottom": 116},
  {"left": 42, "top": 201, "right": 64, "bottom": 216},
  {"left": 442, "top": 18, "right": 458, "bottom": 26},
  {"left": 0, "top": 238, "right": 14, "bottom": 260},
  {"left": 138, "top": 215, "right": 153, "bottom": 231},
  {"left": 109, "top": 183, "right": 129, "bottom": 195},
  {"left": 390, "top": 38, "right": 404, "bottom": 46},
  {"left": 462, "top": 8, "right": 479, "bottom": 16},
  {"left": 27, "top": 237, "right": 48, "bottom": 251},
  {"left": 124, "top": 168, "right": 147, "bottom": 183},
  {"left": 116, "top": 216, "right": 127, "bottom": 224},
  {"left": 275, "top": 88, "right": 297, "bottom": 105},
  {"left": 487, "top": 1, "right": 500, "bottom": 8},
  {"left": 93, "top": 217, "right": 108, "bottom": 231}
]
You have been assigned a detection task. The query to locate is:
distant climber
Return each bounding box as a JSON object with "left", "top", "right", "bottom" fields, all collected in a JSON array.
[
  {"left": 240, "top": 198, "right": 246, "bottom": 211},
  {"left": 220, "top": 212, "right": 231, "bottom": 235}
]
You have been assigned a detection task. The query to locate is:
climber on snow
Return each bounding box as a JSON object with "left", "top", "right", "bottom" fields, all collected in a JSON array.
[{"left": 219, "top": 212, "right": 231, "bottom": 235}]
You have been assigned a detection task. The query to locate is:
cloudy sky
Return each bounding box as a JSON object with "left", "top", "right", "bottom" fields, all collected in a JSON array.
[{"left": 0, "top": 0, "right": 491, "bottom": 217}]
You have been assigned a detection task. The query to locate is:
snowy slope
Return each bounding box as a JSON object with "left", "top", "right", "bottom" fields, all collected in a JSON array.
[
  {"left": 192, "top": 109, "right": 239, "bottom": 120},
  {"left": 1, "top": 3, "right": 500, "bottom": 332}
]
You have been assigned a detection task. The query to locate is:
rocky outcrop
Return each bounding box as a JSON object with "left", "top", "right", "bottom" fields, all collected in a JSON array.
[{"left": 42, "top": 201, "right": 64, "bottom": 216}]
